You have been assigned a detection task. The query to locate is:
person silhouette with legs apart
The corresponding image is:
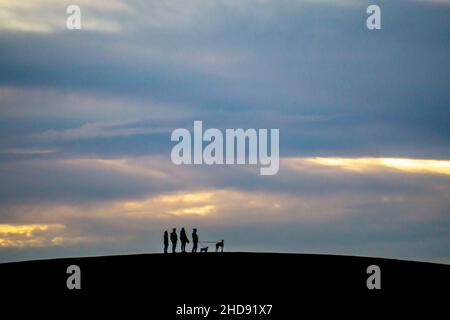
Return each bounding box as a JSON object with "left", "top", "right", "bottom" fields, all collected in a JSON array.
[
  {"left": 163, "top": 230, "right": 169, "bottom": 254},
  {"left": 180, "top": 227, "right": 189, "bottom": 253},
  {"left": 170, "top": 228, "right": 178, "bottom": 253},
  {"left": 192, "top": 228, "right": 198, "bottom": 253}
]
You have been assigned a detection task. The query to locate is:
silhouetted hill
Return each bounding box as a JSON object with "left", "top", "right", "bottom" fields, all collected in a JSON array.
[{"left": 1, "top": 252, "right": 448, "bottom": 317}]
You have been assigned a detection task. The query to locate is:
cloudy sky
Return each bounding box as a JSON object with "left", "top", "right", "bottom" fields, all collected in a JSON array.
[{"left": 0, "top": 0, "right": 449, "bottom": 263}]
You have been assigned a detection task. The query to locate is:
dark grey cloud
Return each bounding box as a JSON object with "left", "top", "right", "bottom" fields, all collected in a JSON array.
[{"left": 0, "top": 0, "right": 449, "bottom": 158}]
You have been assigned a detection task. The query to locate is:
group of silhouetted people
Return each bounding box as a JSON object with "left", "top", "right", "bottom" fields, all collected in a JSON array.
[{"left": 164, "top": 228, "right": 199, "bottom": 253}]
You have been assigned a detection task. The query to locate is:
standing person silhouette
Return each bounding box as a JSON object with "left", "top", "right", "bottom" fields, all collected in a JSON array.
[
  {"left": 192, "top": 228, "right": 198, "bottom": 253},
  {"left": 163, "top": 230, "right": 169, "bottom": 254},
  {"left": 180, "top": 227, "right": 189, "bottom": 253},
  {"left": 170, "top": 228, "right": 178, "bottom": 253}
]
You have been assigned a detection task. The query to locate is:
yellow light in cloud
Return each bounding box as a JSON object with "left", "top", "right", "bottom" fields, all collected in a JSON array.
[
  {"left": 169, "top": 205, "right": 216, "bottom": 216},
  {"left": 115, "top": 191, "right": 217, "bottom": 217},
  {"left": 161, "top": 192, "right": 214, "bottom": 203},
  {"left": 303, "top": 157, "right": 450, "bottom": 175},
  {"left": 0, "top": 224, "right": 66, "bottom": 248},
  {"left": 0, "top": 224, "right": 63, "bottom": 236},
  {"left": 122, "top": 201, "right": 145, "bottom": 210},
  {"left": 381, "top": 158, "right": 450, "bottom": 175}
]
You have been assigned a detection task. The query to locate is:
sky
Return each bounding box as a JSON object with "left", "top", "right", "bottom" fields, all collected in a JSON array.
[{"left": 0, "top": 0, "right": 449, "bottom": 263}]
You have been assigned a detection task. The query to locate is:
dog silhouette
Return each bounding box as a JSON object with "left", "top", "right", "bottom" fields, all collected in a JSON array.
[{"left": 215, "top": 240, "right": 224, "bottom": 252}]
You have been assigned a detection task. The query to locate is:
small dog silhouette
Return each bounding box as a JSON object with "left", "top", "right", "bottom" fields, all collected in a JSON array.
[
  {"left": 200, "top": 247, "right": 208, "bottom": 253},
  {"left": 215, "top": 240, "right": 224, "bottom": 252}
]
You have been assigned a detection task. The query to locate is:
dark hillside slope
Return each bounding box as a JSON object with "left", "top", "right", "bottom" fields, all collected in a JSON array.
[{"left": 1, "top": 253, "right": 448, "bottom": 317}]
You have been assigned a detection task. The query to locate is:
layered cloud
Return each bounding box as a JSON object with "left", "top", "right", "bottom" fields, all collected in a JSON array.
[
  {"left": 0, "top": 0, "right": 449, "bottom": 263},
  {"left": 0, "top": 155, "right": 448, "bottom": 262}
]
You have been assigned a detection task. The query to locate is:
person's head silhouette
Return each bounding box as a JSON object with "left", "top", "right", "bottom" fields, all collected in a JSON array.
[
  {"left": 172, "top": 228, "right": 176, "bottom": 232},
  {"left": 193, "top": 228, "right": 197, "bottom": 233}
]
